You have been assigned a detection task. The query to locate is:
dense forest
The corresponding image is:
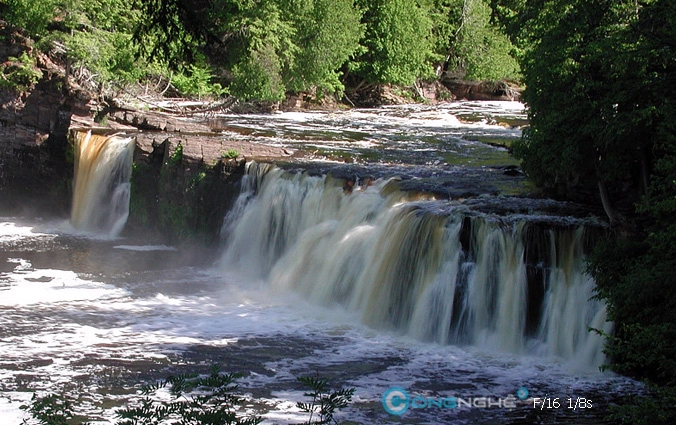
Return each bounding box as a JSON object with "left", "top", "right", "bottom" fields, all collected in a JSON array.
[
  {"left": 2, "top": 0, "right": 676, "bottom": 423},
  {"left": 1, "top": 0, "right": 520, "bottom": 100}
]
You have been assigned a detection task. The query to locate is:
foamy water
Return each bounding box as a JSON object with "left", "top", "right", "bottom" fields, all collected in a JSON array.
[
  {"left": 0, "top": 218, "right": 640, "bottom": 424},
  {"left": 208, "top": 101, "right": 525, "bottom": 170}
]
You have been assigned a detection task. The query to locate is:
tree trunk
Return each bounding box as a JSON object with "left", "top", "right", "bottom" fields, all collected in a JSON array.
[
  {"left": 639, "top": 146, "right": 650, "bottom": 198},
  {"left": 597, "top": 178, "right": 623, "bottom": 226}
]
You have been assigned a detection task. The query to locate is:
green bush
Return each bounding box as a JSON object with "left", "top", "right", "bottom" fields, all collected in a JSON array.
[
  {"left": 20, "top": 392, "right": 81, "bottom": 425},
  {"left": 3, "top": 0, "right": 57, "bottom": 38},
  {"left": 0, "top": 52, "right": 43, "bottom": 91},
  {"left": 20, "top": 368, "right": 356, "bottom": 425},
  {"left": 222, "top": 149, "right": 239, "bottom": 159},
  {"left": 116, "top": 366, "right": 261, "bottom": 425},
  {"left": 172, "top": 63, "right": 228, "bottom": 98}
]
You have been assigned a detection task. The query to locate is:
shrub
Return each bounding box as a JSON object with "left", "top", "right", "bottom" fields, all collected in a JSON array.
[{"left": 0, "top": 52, "right": 43, "bottom": 92}]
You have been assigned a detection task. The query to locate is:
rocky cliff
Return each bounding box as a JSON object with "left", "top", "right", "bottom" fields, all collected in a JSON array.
[{"left": 0, "top": 22, "right": 91, "bottom": 214}]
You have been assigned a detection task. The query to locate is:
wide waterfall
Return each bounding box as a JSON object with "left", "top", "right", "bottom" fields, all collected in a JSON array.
[
  {"left": 220, "top": 163, "right": 610, "bottom": 369},
  {"left": 70, "top": 130, "right": 135, "bottom": 237}
]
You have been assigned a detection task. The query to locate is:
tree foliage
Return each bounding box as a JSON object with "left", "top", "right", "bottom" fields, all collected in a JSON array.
[
  {"left": 350, "top": 0, "right": 435, "bottom": 85},
  {"left": 132, "top": 0, "right": 364, "bottom": 101},
  {"left": 504, "top": 0, "right": 669, "bottom": 220},
  {"left": 2, "top": 0, "right": 58, "bottom": 38},
  {"left": 296, "top": 375, "right": 355, "bottom": 425},
  {"left": 3, "top": 0, "right": 521, "bottom": 100},
  {"left": 130, "top": 0, "right": 519, "bottom": 98},
  {"left": 430, "top": 0, "right": 520, "bottom": 81},
  {"left": 496, "top": 0, "right": 676, "bottom": 420},
  {"left": 280, "top": 0, "right": 364, "bottom": 95}
]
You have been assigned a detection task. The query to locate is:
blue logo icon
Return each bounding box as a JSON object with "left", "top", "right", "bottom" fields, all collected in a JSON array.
[
  {"left": 382, "top": 387, "right": 410, "bottom": 415},
  {"left": 516, "top": 387, "right": 529, "bottom": 400}
]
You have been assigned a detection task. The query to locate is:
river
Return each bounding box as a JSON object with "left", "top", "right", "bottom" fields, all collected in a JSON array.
[{"left": 0, "top": 101, "right": 641, "bottom": 424}]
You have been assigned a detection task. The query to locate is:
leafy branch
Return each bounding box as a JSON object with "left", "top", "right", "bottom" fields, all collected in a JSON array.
[
  {"left": 296, "top": 375, "right": 355, "bottom": 425},
  {"left": 116, "top": 365, "right": 261, "bottom": 425}
]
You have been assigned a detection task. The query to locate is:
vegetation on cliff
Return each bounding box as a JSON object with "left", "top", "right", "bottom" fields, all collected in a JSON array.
[{"left": 1, "top": 0, "right": 520, "bottom": 102}]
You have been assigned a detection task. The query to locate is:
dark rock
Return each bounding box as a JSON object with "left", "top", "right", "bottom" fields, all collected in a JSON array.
[
  {"left": 0, "top": 21, "right": 91, "bottom": 216},
  {"left": 441, "top": 79, "right": 522, "bottom": 101},
  {"left": 502, "top": 165, "right": 523, "bottom": 176}
]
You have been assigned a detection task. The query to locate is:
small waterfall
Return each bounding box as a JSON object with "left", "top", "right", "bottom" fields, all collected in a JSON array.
[
  {"left": 219, "top": 163, "right": 609, "bottom": 369},
  {"left": 71, "top": 131, "right": 135, "bottom": 237}
]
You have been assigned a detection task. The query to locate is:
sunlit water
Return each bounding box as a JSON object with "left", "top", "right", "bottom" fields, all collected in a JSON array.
[
  {"left": 210, "top": 101, "right": 526, "bottom": 166},
  {"left": 209, "top": 101, "right": 535, "bottom": 199},
  {"left": 1, "top": 102, "right": 641, "bottom": 424}
]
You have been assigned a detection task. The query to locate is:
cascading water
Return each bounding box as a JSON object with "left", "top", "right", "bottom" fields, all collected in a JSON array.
[
  {"left": 219, "top": 163, "right": 611, "bottom": 370},
  {"left": 70, "top": 130, "right": 135, "bottom": 237}
]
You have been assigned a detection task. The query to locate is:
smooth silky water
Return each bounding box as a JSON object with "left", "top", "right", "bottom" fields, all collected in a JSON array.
[{"left": 1, "top": 102, "right": 641, "bottom": 424}]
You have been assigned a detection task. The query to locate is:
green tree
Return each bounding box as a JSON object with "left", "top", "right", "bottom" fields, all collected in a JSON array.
[
  {"left": 589, "top": 0, "right": 676, "bottom": 382},
  {"left": 351, "top": 0, "right": 435, "bottom": 85},
  {"left": 509, "top": 0, "right": 658, "bottom": 224},
  {"left": 132, "top": 0, "right": 215, "bottom": 67},
  {"left": 280, "top": 0, "right": 364, "bottom": 96},
  {"left": 426, "top": 0, "right": 521, "bottom": 81},
  {"left": 134, "top": 0, "right": 363, "bottom": 101},
  {"left": 452, "top": 0, "right": 520, "bottom": 80},
  {"left": 227, "top": 0, "right": 297, "bottom": 101},
  {"left": 3, "top": 0, "right": 150, "bottom": 84},
  {"left": 2, "top": 0, "right": 58, "bottom": 38}
]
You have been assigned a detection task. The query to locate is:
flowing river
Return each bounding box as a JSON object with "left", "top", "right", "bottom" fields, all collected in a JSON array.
[{"left": 0, "top": 101, "right": 641, "bottom": 424}]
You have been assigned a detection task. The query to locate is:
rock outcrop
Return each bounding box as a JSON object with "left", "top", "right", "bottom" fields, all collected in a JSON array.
[
  {"left": 0, "top": 22, "right": 91, "bottom": 215},
  {"left": 0, "top": 21, "right": 294, "bottom": 223},
  {"left": 441, "top": 79, "right": 521, "bottom": 101}
]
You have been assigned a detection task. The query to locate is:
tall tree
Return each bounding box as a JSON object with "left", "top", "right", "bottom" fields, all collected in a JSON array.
[
  {"left": 508, "top": 0, "right": 661, "bottom": 224},
  {"left": 134, "top": 0, "right": 363, "bottom": 100},
  {"left": 435, "top": 0, "right": 520, "bottom": 81},
  {"left": 280, "top": 0, "right": 364, "bottom": 95},
  {"left": 351, "top": 0, "right": 435, "bottom": 85}
]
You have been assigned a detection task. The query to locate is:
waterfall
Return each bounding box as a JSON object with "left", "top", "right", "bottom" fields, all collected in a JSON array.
[
  {"left": 219, "top": 163, "right": 610, "bottom": 369},
  {"left": 71, "top": 130, "right": 135, "bottom": 237}
]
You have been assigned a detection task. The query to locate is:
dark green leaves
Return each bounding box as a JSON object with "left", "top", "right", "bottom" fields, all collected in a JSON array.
[
  {"left": 296, "top": 375, "right": 355, "bottom": 425},
  {"left": 352, "top": 0, "right": 435, "bottom": 85},
  {"left": 116, "top": 365, "right": 261, "bottom": 425}
]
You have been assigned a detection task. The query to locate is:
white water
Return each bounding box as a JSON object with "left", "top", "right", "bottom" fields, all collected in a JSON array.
[
  {"left": 71, "top": 131, "right": 135, "bottom": 237},
  {"left": 0, "top": 218, "right": 639, "bottom": 424},
  {"left": 219, "top": 163, "right": 610, "bottom": 370}
]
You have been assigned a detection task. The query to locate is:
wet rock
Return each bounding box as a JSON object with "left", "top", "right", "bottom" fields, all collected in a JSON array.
[
  {"left": 442, "top": 79, "right": 522, "bottom": 101},
  {"left": 502, "top": 165, "right": 523, "bottom": 176}
]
